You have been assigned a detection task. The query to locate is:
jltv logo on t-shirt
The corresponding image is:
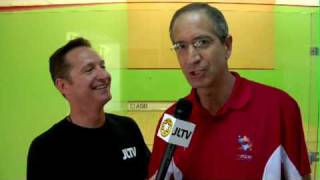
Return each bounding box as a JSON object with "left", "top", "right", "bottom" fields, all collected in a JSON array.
[{"left": 122, "top": 146, "right": 136, "bottom": 160}]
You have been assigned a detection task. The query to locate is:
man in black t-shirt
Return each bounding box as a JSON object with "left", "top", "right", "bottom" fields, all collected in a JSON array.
[{"left": 27, "top": 37, "right": 150, "bottom": 180}]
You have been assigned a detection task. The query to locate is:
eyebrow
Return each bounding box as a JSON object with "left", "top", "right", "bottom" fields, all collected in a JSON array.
[
  {"left": 193, "top": 35, "right": 213, "bottom": 41},
  {"left": 174, "top": 35, "right": 213, "bottom": 44}
]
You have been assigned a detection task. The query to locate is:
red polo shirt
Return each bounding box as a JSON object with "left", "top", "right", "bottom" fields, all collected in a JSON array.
[{"left": 148, "top": 72, "right": 310, "bottom": 180}]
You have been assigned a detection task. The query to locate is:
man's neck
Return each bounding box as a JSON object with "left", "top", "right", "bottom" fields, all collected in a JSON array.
[
  {"left": 69, "top": 106, "right": 106, "bottom": 128},
  {"left": 197, "top": 72, "right": 235, "bottom": 116}
]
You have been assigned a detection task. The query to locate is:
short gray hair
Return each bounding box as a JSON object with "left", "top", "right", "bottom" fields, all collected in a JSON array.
[{"left": 169, "top": 2, "right": 229, "bottom": 43}]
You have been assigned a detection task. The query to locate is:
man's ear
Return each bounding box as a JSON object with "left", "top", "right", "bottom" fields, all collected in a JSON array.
[
  {"left": 224, "top": 35, "right": 233, "bottom": 60},
  {"left": 55, "top": 78, "right": 69, "bottom": 96}
]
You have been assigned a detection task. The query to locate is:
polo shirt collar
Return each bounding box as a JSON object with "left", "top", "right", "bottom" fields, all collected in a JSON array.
[
  {"left": 225, "top": 72, "right": 252, "bottom": 110},
  {"left": 187, "top": 72, "right": 252, "bottom": 117}
]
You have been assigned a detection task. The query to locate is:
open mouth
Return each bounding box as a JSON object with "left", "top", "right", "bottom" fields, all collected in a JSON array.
[
  {"left": 190, "top": 70, "right": 204, "bottom": 78},
  {"left": 93, "top": 84, "right": 108, "bottom": 90}
]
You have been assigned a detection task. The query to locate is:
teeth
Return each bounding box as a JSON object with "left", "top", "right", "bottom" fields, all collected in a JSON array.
[
  {"left": 190, "top": 70, "right": 202, "bottom": 76},
  {"left": 95, "top": 85, "right": 107, "bottom": 90}
]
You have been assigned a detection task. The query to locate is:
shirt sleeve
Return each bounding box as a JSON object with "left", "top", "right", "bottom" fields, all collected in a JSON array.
[
  {"left": 280, "top": 95, "right": 311, "bottom": 178},
  {"left": 27, "top": 138, "right": 47, "bottom": 180}
]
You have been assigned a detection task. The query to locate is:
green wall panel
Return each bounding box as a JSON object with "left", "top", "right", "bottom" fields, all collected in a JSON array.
[{"left": 123, "top": 69, "right": 189, "bottom": 101}]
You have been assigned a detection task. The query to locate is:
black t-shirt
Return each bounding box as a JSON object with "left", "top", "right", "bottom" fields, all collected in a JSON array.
[{"left": 27, "top": 113, "right": 150, "bottom": 180}]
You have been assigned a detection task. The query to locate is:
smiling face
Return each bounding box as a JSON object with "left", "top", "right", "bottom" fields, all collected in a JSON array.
[
  {"left": 56, "top": 46, "right": 112, "bottom": 108},
  {"left": 171, "top": 11, "right": 232, "bottom": 89}
]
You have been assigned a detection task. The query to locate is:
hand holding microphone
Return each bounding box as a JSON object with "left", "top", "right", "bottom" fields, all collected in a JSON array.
[{"left": 155, "top": 99, "right": 194, "bottom": 180}]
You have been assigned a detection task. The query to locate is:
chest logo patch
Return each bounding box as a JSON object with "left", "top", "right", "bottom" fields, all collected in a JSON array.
[
  {"left": 237, "top": 135, "right": 253, "bottom": 161},
  {"left": 122, "top": 146, "right": 136, "bottom": 160},
  {"left": 238, "top": 135, "right": 252, "bottom": 151}
]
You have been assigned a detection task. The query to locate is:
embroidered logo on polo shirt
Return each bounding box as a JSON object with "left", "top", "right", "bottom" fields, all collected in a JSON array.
[
  {"left": 122, "top": 146, "right": 136, "bottom": 160},
  {"left": 237, "top": 135, "right": 253, "bottom": 161},
  {"left": 160, "top": 118, "right": 173, "bottom": 138}
]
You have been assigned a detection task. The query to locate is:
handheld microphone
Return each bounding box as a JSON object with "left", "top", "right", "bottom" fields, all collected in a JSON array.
[{"left": 156, "top": 99, "right": 194, "bottom": 180}]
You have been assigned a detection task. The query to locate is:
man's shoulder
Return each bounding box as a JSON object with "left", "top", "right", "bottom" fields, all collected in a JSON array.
[
  {"left": 243, "top": 77, "right": 297, "bottom": 104},
  {"left": 29, "top": 119, "right": 67, "bottom": 153},
  {"left": 30, "top": 119, "right": 67, "bottom": 145},
  {"left": 105, "top": 113, "right": 146, "bottom": 145},
  {"left": 106, "top": 113, "right": 136, "bottom": 125},
  {"left": 105, "top": 113, "right": 140, "bottom": 133}
]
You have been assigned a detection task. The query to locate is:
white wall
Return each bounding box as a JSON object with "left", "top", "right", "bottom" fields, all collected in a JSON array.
[
  {"left": 0, "top": 0, "right": 126, "bottom": 6},
  {"left": 0, "top": 0, "right": 319, "bottom": 7}
]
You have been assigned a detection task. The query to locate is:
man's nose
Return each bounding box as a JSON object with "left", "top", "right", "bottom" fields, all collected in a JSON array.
[
  {"left": 187, "top": 45, "right": 201, "bottom": 64},
  {"left": 97, "top": 67, "right": 111, "bottom": 81}
]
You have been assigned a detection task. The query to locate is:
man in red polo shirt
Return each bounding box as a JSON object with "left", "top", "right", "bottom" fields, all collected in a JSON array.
[{"left": 148, "top": 2, "right": 311, "bottom": 180}]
